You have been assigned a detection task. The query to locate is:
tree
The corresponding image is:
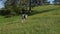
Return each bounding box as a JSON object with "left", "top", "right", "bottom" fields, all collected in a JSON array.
[
  {"left": 4, "top": 0, "right": 48, "bottom": 16},
  {"left": 54, "top": 0, "right": 60, "bottom": 4},
  {"left": 4, "top": 0, "right": 17, "bottom": 15}
]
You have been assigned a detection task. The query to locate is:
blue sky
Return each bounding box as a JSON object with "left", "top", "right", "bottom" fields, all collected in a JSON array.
[
  {"left": 0, "top": 0, "right": 54, "bottom": 8},
  {"left": 0, "top": 1, "right": 4, "bottom": 8},
  {"left": 48, "top": 0, "right": 54, "bottom": 4},
  {"left": 0, "top": 0, "right": 6, "bottom": 8}
]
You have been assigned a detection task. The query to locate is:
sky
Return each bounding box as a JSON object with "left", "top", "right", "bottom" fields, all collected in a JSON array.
[
  {"left": 0, "top": 0, "right": 54, "bottom": 8},
  {"left": 0, "top": 1, "right": 4, "bottom": 8},
  {"left": 0, "top": 0, "right": 6, "bottom": 8},
  {"left": 48, "top": 0, "right": 54, "bottom": 4}
]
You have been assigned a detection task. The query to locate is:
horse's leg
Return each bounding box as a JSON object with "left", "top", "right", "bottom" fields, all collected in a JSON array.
[{"left": 22, "top": 14, "right": 26, "bottom": 23}]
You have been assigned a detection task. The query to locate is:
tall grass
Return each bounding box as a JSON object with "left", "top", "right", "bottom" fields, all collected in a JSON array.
[{"left": 0, "top": 5, "right": 60, "bottom": 34}]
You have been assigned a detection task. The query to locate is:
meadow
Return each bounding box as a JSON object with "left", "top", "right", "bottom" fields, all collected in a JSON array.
[{"left": 0, "top": 5, "right": 60, "bottom": 34}]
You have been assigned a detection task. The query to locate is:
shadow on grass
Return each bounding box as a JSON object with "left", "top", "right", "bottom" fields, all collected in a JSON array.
[{"left": 29, "top": 8, "right": 60, "bottom": 16}]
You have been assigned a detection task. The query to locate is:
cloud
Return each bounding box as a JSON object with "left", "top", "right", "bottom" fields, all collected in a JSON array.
[
  {"left": 48, "top": 0, "right": 54, "bottom": 4},
  {"left": 0, "top": 1, "right": 4, "bottom": 8}
]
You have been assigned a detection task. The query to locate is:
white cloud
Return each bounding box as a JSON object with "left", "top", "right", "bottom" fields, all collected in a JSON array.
[
  {"left": 0, "top": 0, "right": 5, "bottom": 8},
  {"left": 0, "top": 1, "right": 4, "bottom": 8},
  {"left": 48, "top": 0, "right": 54, "bottom": 4}
]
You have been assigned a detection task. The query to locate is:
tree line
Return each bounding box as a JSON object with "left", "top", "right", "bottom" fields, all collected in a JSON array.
[{"left": 0, "top": 0, "right": 49, "bottom": 16}]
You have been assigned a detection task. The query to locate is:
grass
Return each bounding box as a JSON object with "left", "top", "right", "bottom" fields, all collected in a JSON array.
[{"left": 0, "top": 5, "right": 60, "bottom": 34}]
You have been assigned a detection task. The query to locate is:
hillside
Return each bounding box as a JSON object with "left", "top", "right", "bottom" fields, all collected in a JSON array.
[{"left": 0, "top": 5, "right": 60, "bottom": 34}]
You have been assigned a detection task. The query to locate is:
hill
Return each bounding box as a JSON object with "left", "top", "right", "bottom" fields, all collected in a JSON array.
[{"left": 0, "top": 5, "right": 60, "bottom": 34}]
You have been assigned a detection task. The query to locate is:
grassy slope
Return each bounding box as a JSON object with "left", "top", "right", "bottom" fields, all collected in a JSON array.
[{"left": 0, "top": 5, "right": 60, "bottom": 34}]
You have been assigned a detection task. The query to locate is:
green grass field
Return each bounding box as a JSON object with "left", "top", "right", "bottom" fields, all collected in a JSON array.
[{"left": 0, "top": 5, "right": 60, "bottom": 34}]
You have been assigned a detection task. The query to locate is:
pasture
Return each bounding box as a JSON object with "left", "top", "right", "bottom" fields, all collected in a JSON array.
[{"left": 0, "top": 5, "right": 60, "bottom": 34}]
